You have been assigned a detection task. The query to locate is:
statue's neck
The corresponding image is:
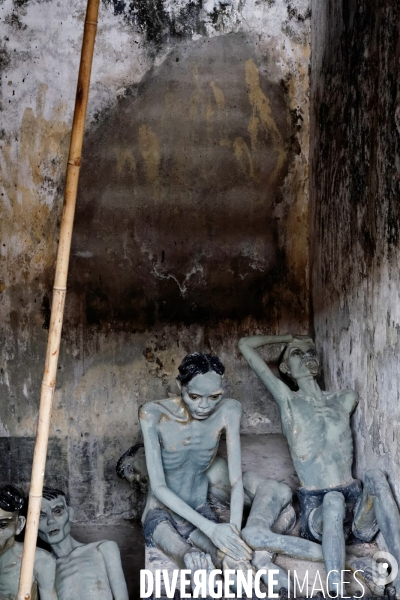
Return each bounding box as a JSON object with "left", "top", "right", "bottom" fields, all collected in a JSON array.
[
  {"left": 51, "top": 534, "right": 80, "bottom": 558},
  {"left": 296, "top": 376, "right": 322, "bottom": 399},
  {"left": 0, "top": 537, "right": 16, "bottom": 558}
]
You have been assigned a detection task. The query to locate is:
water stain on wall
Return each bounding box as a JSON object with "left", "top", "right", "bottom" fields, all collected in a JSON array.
[{"left": 67, "top": 33, "right": 303, "bottom": 333}]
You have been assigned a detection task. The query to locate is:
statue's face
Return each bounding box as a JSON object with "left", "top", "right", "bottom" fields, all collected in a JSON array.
[
  {"left": 39, "top": 496, "right": 71, "bottom": 546},
  {"left": 182, "top": 371, "right": 224, "bottom": 419},
  {"left": 120, "top": 450, "right": 149, "bottom": 492},
  {"left": 284, "top": 340, "right": 320, "bottom": 381},
  {"left": 0, "top": 507, "right": 24, "bottom": 555}
]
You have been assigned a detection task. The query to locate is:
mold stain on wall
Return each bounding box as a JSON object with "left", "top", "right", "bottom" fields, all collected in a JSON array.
[
  {"left": 0, "top": 0, "right": 311, "bottom": 520},
  {"left": 311, "top": 0, "right": 400, "bottom": 503}
]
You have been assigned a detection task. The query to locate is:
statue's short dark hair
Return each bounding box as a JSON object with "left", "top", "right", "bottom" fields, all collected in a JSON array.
[
  {"left": 116, "top": 443, "right": 145, "bottom": 479},
  {"left": 0, "top": 485, "right": 25, "bottom": 513},
  {"left": 177, "top": 353, "right": 225, "bottom": 386},
  {"left": 42, "top": 487, "right": 69, "bottom": 505}
]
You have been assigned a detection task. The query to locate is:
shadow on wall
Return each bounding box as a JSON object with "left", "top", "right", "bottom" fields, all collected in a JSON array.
[{"left": 67, "top": 32, "right": 304, "bottom": 334}]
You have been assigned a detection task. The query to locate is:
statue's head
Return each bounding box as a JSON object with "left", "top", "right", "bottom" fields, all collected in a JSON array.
[
  {"left": 116, "top": 443, "right": 148, "bottom": 492},
  {"left": 38, "top": 488, "right": 71, "bottom": 546},
  {"left": 176, "top": 353, "right": 225, "bottom": 420},
  {"left": 0, "top": 485, "right": 25, "bottom": 554},
  {"left": 279, "top": 336, "right": 320, "bottom": 383}
]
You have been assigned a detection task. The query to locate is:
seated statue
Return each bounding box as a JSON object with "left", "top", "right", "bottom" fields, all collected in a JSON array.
[
  {"left": 38, "top": 487, "right": 129, "bottom": 600},
  {"left": 117, "top": 441, "right": 325, "bottom": 589},
  {"left": 135, "top": 352, "right": 324, "bottom": 592},
  {"left": 0, "top": 485, "right": 56, "bottom": 600},
  {"left": 238, "top": 333, "right": 400, "bottom": 596}
]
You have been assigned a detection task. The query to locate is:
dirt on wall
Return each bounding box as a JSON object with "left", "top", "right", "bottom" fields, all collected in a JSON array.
[
  {"left": 66, "top": 33, "right": 305, "bottom": 335},
  {"left": 310, "top": 0, "right": 400, "bottom": 499},
  {"left": 0, "top": 0, "right": 311, "bottom": 521}
]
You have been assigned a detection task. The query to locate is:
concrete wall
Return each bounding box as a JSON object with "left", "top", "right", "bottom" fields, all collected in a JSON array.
[
  {"left": 310, "top": 0, "right": 400, "bottom": 504},
  {"left": 0, "top": 0, "right": 311, "bottom": 521}
]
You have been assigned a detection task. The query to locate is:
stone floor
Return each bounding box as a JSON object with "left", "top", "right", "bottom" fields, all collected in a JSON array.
[{"left": 72, "top": 434, "right": 379, "bottom": 599}]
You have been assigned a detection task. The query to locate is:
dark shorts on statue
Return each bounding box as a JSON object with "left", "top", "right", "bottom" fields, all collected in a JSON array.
[
  {"left": 144, "top": 504, "right": 218, "bottom": 547},
  {"left": 297, "top": 479, "right": 378, "bottom": 543}
]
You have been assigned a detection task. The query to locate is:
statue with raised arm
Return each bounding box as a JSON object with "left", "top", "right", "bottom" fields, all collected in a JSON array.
[
  {"left": 238, "top": 333, "right": 400, "bottom": 597},
  {"left": 136, "top": 352, "right": 324, "bottom": 593},
  {"left": 38, "top": 487, "right": 128, "bottom": 600},
  {"left": 0, "top": 485, "right": 57, "bottom": 600}
]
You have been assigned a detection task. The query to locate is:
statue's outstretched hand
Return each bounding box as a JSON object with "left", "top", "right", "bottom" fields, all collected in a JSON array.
[{"left": 207, "top": 523, "right": 252, "bottom": 561}]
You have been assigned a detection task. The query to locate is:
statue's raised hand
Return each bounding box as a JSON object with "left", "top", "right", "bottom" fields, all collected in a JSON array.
[{"left": 207, "top": 523, "right": 252, "bottom": 561}]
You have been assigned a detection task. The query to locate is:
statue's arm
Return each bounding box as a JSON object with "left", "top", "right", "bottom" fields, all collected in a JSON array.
[
  {"left": 238, "top": 334, "right": 293, "bottom": 403},
  {"left": 33, "top": 549, "right": 57, "bottom": 600},
  {"left": 99, "top": 541, "right": 129, "bottom": 600},
  {"left": 224, "top": 399, "right": 244, "bottom": 531}
]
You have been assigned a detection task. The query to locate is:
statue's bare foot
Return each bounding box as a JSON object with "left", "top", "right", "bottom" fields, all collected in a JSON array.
[
  {"left": 222, "top": 554, "right": 256, "bottom": 594},
  {"left": 184, "top": 549, "right": 216, "bottom": 597},
  {"left": 184, "top": 548, "right": 215, "bottom": 572}
]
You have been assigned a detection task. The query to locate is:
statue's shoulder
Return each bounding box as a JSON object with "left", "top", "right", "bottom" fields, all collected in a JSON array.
[
  {"left": 218, "top": 397, "right": 242, "bottom": 419},
  {"left": 139, "top": 397, "right": 181, "bottom": 420},
  {"left": 220, "top": 397, "right": 242, "bottom": 412},
  {"left": 34, "top": 546, "right": 55, "bottom": 565},
  {"left": 0, "top": 541, "right": 22, "bottom": 563},
  {"left": 340, "top": 388, "right": 358, "bottom": 411},
  {"left": 68, "top": 540, "right": 110, "bottom": 557},
  {"left": 342, "top": 388, "right": 358, "bottom": 398},
  {"left": 326, "top": 388, "right": 358, "bottom": 413},
  {"left": 94, "top": 540, "right": 120, "bottom": 555}
]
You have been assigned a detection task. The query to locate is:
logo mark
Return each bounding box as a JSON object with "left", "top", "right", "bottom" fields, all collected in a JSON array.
[{"left": 372, "top": 551, "right": 398, "bottom": 587}]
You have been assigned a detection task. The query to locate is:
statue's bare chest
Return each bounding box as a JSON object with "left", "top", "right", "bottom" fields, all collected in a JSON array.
[
  {"left": 0, "top": 547, "right": 24, "bottom": 595},
  {"left": 158, "top": 417, "right": 222, "bottom": 471},
  {"left": 283, "top": 393, "right": 351, "bottom": 445},
  {"left": 56, "top": 545, "right": 112, "bottom": 600}
]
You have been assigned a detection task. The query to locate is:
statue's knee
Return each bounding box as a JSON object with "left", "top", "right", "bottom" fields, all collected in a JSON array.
[
  {"left": 276, "top": 481, "right": 292, "bottom": 505},
  {"left": 243, "top": 470, "right": 264, "bottom": 496},
  {"left": 365, "top": 469, "right": 388, "bottom": 495},
  {"left": 242, "top": 523, "right": 274, "bottom": 548},
  {"left": 323, "top": 491, "right": 345, "bottom": 518}
]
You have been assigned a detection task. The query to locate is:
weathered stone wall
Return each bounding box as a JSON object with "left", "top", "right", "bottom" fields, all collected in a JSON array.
[
  {"left": 0, "top": 0, "right": 311, "bottom": 521},
  {"left": 310, "top": 0, "right": 400, "bottom": 503}
]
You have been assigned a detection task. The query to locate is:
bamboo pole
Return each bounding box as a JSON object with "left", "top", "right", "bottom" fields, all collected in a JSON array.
[{"left": 18, "top": 1, "right": 100, "bottom": 598}]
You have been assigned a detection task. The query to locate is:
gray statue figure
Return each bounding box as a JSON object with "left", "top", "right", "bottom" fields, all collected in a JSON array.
[
  {"left": 0, "top": 485, "right": 57, "bottom": 600},
  {"left": 38, "top": 487, "right": 128, "bottom": 600},
  {"left": 136, "top": 352, "right": 324, "bottom": 592},
  {"left": 238, "top": 333, "right": 400, "bottom": 597},
  {"left": 117, "top": 442, "right": 323, "bottom": 590}
]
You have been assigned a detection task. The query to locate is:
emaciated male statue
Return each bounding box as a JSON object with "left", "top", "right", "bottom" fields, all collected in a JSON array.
[
  {"left": 138, "top": 352, "right": 324, "bottom": 592},
  {"left": 38, "top": 487, "right": 129, "bottom": 600},
  {"left": 239, "top": 333, "right": 400, "bottom": 597},
  {"left": 0, "top": 485, "right": 57, "bottom": 600},
  {"left": 117, "top": 441, "right": 325, "bottom": 590}
]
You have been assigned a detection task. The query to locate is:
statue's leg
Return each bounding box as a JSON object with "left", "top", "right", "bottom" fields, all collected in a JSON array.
[
  {"left": 189, "top": 528, "right": 223, "bottom": 568},
  {"left": 314, "top": 491, "right": 345, "bottom": 594},
  {"left": 354, "top": 470, "right": 400, "bottom": 597},
  {"left": 152, "top": 521, "right": 214, "bottom": 571},
  {"left": 241, "top": 473, "right": 323, "bottom": 562}
]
